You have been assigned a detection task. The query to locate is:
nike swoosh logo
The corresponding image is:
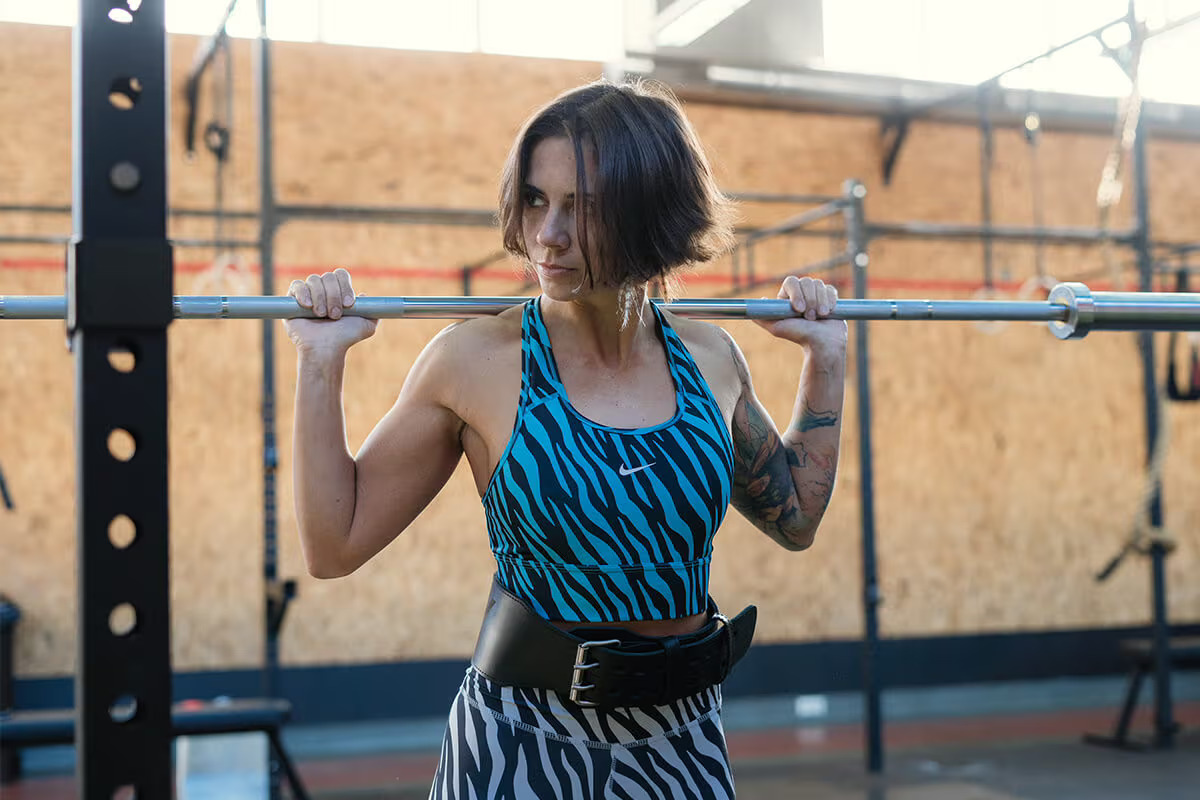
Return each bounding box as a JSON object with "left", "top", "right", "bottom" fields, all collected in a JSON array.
[{"left": 618, "top": 462, "right": 656, "bottom": 477}]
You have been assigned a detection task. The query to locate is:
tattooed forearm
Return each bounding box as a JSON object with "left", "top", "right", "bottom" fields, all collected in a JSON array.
[
  {"left": 791, "top": 441, "right": 836, "bottom": 519},
  {"left": 731, "top": 399, "right": 809, "bottom": 549},
  {"left": 725, "top": 332, "right": 844, "bottom": 550},
  {"left": 793, "top": 403, "right": 837, "bottom": 433}
]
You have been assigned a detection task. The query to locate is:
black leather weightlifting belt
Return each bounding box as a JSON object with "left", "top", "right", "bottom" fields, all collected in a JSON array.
[{"left": 471, "top": 577, "right": 756, "bottom": 709}]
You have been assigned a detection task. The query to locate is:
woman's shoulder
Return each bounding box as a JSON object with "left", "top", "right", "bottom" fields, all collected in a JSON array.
[
  {"left": 664, "top": 312, "right": 739, "bottom": 362},
  {"left": 421, "top": 302, "right": 525, "bottom": 373}
]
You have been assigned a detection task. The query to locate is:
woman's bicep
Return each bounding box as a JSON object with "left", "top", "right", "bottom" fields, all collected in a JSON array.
[
  {"left": 335, "top": 332, "right": 470, "bottom": 573},
  {"left": 342, "top": 392, "right": 464, "bottom": 565}
]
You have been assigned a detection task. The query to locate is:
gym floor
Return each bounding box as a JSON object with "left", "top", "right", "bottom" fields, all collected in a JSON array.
[{"left": 5, "top": 698, "right": 1199, "bottom": 799}]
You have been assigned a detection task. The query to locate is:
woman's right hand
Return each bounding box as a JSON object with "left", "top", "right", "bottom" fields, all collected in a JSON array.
[{"left": 283, "top": 268, "right": 379, "bottom": 355}]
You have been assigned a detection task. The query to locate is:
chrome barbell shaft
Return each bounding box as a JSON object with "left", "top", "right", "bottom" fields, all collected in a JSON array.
[
  {"left": 2, "top": 283, "right": 1199, "bottom": 338},
  {"left": 0, "top": 295, "right": 1069, "bottom": 321}
]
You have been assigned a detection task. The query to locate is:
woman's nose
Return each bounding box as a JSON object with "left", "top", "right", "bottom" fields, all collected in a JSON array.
[{"left": 536, "top": 209, "right": 570, "bottom": 251}]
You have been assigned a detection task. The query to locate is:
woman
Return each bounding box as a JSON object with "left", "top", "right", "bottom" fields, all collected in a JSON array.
[{"left": 284, "top": 79, "right": 846, "bottom": 799}]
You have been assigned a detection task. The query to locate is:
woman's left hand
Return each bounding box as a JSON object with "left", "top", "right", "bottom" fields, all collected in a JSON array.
[{"left": 755, "top": 275, "right": 848, "bottom": 353}]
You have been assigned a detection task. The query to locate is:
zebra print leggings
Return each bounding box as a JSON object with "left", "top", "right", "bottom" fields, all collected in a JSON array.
[{"left": 429, "top": 667, "right": 735, "bottom": 799}]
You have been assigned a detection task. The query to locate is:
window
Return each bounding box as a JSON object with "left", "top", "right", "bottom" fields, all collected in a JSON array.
[{"left": 820, "top": 0, "right": 1199, "bottom": 104}]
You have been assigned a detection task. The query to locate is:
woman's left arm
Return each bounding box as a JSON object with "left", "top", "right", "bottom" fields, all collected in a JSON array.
[{"left": 727, "top": 276, "right": 847, "bottom": 551}]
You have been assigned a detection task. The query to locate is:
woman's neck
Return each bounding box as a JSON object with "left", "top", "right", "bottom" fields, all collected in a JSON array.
[{"left": 543, "top": 286, "right": 652, "bottom": 367}]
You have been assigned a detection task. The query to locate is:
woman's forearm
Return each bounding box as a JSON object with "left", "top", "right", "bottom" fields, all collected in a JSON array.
[
  {"left": 729, "top": 339, "right": 847, "bottom": 550},
  {"left": 779, "top": 344, "right": 846, "bottom": 541},
  {"left": 292, "top": 349, "right": 358, "bottom": 577}
]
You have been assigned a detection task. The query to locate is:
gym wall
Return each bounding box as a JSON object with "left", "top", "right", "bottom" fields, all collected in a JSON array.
[{"left": 1, "top": 22, "right": 1197, "bottom": 678}]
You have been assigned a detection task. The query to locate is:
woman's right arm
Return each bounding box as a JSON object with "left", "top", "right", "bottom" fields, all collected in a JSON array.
[{"left": 286, "top": 270, "right": 466, "bottom": 578}]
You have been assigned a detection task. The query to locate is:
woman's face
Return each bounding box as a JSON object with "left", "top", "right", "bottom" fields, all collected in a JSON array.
[{"left": 521, "top": 136, "right": 603, "bottom": 301}]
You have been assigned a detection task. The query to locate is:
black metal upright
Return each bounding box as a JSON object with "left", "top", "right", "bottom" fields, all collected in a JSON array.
[
  {"left": 70, "top": 1, "right": 173, "bottom": 797},
  {"left": 254, "top": 0, "right": 282, "bottom": 701},
  {"left": 253, "top": 5, "right": 290, "bottom": 799},
  {"left": 1131, "top": 104, "right": 1175, "bottom": 750},
  {"left": 978, "top": 85, "right": 996, "bottom": 291},
  {"left": 844, "top": 179, "right": 883, "bottom": 773}
]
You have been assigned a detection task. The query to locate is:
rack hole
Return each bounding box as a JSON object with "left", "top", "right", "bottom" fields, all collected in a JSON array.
[
  {"left": 109, "top": 694, "right": 138, "bottom": 724},
  {"left": 107, "top": 344, "right": 137, "bottom": 372},
  {"left": 107, "top": 429, "right": 136, "bottom": 461},
  {"left": 109, "top": 515, "right": 137, "bottom": 549},
  {"left": 109, "top": 603, "right": 137, "bottom": 637},
  {"left": 108, "top": 77, "right": 142, "bottom": 111},
  {"left": 108, "top": 8, "right": 133, "bottom": 23},
  {"left": 109, "top": 161, "right": 141, "bottom": 193}
]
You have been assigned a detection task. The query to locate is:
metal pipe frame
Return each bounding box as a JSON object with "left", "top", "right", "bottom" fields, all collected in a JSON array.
[
  {"left": 0, "top": 191, "right": 842, "bottom": 224},
  {"left": 0, "top": 204, "right": 262, "bottom": 220},
  {"left": 252, "top": 5, "right": 286, "bottom": 796},
  {"left": 978, "top": 86, "right": 995, "bottom": 289},
  {"left": 274, "top": 202, "right": 496, "bottom": 228},
  {"left": 460, "top": 250, "right": 514, "bottom": 296},
  {"left": 253, "top": 0, "right": 282, "bottom": 720},
  {"left": 880, "top": 7, "right": 1200, "bottom": 184},
  {"left": 0, "top": 234, "right": 260, "bottom": 250},
  {"left": 742, "top": 200, "right": 845, "bottom": 245},
  {"left": 719, "top": 251, "right": 852, "bottom": 296},
  {"left": 1129, "top": 32, "right": 1174, "bottom": 748},
  {"left": 843, "top": 180, "right": 884, "bottom": 775},
  {"left": 13, "top": 203, "right": 1200, "bottom": 253},
  {"left": 729, "top": 191, "right": 841, "bottom": 204},
  {"left": 911, "top": 15, "right": 1132, "bottom": 121},
  {"left": 866, "top": 221, "right": 1137, "bottom": 246}
]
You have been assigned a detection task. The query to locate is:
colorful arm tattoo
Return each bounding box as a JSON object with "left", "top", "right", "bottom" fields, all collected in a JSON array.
[{"left": 726, "top": 337, "right": 839, "bottom": 549}]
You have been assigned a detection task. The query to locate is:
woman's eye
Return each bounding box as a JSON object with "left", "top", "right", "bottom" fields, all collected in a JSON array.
[{"left": 525, "top": 192, "right": 546, "bottom": 207}]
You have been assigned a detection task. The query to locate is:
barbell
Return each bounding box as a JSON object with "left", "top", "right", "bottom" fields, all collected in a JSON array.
[{"left": 1, "top": 283, "right": 1198, "bottom": 339}]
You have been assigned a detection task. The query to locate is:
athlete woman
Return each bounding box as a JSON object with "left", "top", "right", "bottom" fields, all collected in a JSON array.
[{"left": 284, "top": 79, "right": 846, "bottom": 799}]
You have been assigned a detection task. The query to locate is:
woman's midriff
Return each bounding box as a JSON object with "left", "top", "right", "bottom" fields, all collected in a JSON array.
[{"left": 551, "top": 610, "right": 709, "bottom": 638}]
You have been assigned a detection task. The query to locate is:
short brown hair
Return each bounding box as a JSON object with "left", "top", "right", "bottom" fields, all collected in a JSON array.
[{"left": 498, "top": 79, "right": 735, "bottom": 293}]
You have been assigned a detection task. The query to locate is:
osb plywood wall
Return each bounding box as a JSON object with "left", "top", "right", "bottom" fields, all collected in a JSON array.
[{"left": 1, "top": 23, "right": 1197, "bottom": 678}]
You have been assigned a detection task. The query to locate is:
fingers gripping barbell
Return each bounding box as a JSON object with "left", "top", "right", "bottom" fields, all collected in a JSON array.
[{"left": 1, "top": 283, "right": 1199, "bottom": 339}]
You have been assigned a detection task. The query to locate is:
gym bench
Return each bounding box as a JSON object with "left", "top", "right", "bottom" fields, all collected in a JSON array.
[{"left": 0, "top": 697, "right": 311, "bottom": 799}]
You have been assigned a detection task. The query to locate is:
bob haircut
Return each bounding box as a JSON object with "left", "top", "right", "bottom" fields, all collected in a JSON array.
[{"left": 498, "top": 79, "right": 735, "bottom": 295}]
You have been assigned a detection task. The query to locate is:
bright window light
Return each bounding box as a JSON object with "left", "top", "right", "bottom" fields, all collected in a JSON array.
[
  {"left": 820, "top": 0, "right": 1199, "bottom": 105},
  {"left": 656, "top": 0, "right": 752, "bottom": 48},
  {"left": 1099, "top": 21, "right": 1133, "bottom": 49},
  {"left": 480, "top": 0, "right": 623, "bottom": 61},
  {"left": 166, "top": 0, "right": 318, "bottom": 42},
  {"left": 0, "top": 0, "right": 318, "bottom": 40},
  {"left": 0, "top": 0, "right": 76, "bottom": 27},
  {"left": 320, "top": 0, "right": 475, "bottom": 52}
]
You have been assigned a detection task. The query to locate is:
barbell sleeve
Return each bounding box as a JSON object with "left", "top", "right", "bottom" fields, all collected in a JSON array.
[{"left": 2, "top": 283, "right": 1199, "bottom": 338}]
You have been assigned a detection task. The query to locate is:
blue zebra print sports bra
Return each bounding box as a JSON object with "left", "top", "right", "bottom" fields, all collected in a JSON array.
[{"left": 482, "top": 297, "right": 735, "bottom": 622}]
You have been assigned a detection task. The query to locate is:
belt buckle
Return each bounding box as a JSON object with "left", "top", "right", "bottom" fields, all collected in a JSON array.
[{"left": 569, "top": 638, "right": 622, "bottom": 708}]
